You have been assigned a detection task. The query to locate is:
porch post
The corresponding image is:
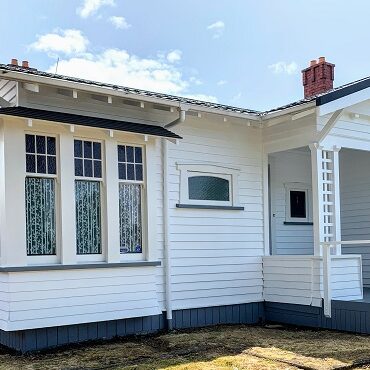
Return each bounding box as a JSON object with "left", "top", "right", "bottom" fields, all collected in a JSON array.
[
  {"left": 332, "top": 146, "right": 342, "bottom": 255},
  {"left": 310, "top": 143, "right": 324, "bottom": 256},
  {"left": 310, "top": 144, "right": 342, "bottom": 256}
]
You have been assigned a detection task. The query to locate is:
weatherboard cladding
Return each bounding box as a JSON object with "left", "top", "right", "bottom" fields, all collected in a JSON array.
[
  {"left": 2, "top": 63, "right": 370, "bottom": 116},
  {"left": 0, "top": 106, "right": 181, "bottom": 139}
]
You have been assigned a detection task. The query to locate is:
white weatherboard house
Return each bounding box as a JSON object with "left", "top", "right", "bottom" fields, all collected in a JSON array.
[{"left": 1, "top": 57, "right": 370, "bottom": 351}]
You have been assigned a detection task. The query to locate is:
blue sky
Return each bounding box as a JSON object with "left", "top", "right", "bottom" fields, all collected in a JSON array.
[{"left": 1, "top": 0, "right": 369, "bottom": 110}]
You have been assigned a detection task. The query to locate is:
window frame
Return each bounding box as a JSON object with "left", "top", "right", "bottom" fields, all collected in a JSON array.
[
  {"left": 117, "top": 143, "right": 146, "bottom": 261},
  {"left": 24, "top": 132, "right": 60, "bottom": 265},
  {"left": 74, "top": 137, "right": 105, "bottom": 262},
  {"left": 284, "top": 182, "right": 312, "bottom": 223},
  {"left": 177, "top": 163, "right": 240, "bottom": 207}
]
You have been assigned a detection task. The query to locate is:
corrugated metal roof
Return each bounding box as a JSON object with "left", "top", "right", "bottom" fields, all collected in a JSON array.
[
  {"left": 1, "top": 64, "right": 370, "bottom": 117},
  {"left": 0, "top": 106, "right": 182, "bottom": 139},
  {"left": 0, "top": 64, "right": 260, "bottom": 116}
]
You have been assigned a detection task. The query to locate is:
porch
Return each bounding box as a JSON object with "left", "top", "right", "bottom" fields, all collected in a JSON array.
[{"left": 265, "top": 146, "right": 370, "bottom": 316}]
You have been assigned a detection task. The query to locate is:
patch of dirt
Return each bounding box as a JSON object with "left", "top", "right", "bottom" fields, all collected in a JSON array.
[{"left": 1, "top": 325, "right": 370, "bottom": 369}]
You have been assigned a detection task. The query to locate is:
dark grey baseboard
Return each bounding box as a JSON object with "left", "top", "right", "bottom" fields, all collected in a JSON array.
[{"left": 0, "top": 302, "right": 263, "bottom": 353}]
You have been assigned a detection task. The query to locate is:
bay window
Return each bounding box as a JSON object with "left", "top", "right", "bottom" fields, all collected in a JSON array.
[
  {"left": 117, "top": 144, "right": 144, "bottom": 254},
  {"left": 25, "top": 134, "right": 57, "bottom": 256}
]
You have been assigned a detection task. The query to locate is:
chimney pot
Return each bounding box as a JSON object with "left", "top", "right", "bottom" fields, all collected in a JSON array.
[
  {"left": 22, "top": 60, "right": 29, "bottom": 68},
  {"left": 318, "top": 56, "right": 326, "bottom": 63},
  {"left": 10, "top": 58, "right": 18, "bottom": 66},
  {"left": 302, "top": 57, "right": 335, "bottom": 98}
]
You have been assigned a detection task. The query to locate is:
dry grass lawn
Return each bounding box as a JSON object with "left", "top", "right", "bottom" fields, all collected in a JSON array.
[{"left": 1, "top": 324, "right": 370, "bottom": 369}]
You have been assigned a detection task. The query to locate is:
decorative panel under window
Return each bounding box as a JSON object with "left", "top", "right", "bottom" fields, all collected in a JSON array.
[
  {"left": 75, "top": 180, "right": 102, "bottom": 254},
  {"left": 25, "top": 177, "right": 56, "bottom": 255},
  {"left": 119, "top": 183, "right": 142, "bottom": 253}
]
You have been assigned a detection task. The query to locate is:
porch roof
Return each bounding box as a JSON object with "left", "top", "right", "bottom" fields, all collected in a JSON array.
[{"left": 0, "top": 106, "right": 182, "bottom": 139}]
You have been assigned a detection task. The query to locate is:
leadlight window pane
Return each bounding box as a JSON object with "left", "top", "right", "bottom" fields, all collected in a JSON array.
[
  {"left": 75, "top": 180, "right": 102, "bottom": 254},
  {"left": 36, "top": 135, "right": 46, "bottom": 154},
  {"left": 84, "top": 141, "right": 92, "bottom": 158},
  {"left": 47, "top": 156, "right": 57, "bottom": 174},
  {"left": 135, "top": 147, "right": 142, "bottom": 163},
  {"left": 74, "top": 140, "right": 83, "bottom": 157},
  {"left": 26, "top": 154, "right": 36, "bottom": 173},
  {"left": 37, "top": 155, "right": 46, "bottom": 174},
  {"left": 290, "top": 190, "right": 306, "bottom": 218},
  {"left": 127, "top": 163, "right": 135, "bottom": 180},
  {"left": 119, "top": 183, "right": 142, "bottom": 253},
  {"left": 47, "top": 137, "right": 56, "bottom": 155},
  {"left": 93, "top": 142, "right": 102, "bottom": 159},
  {"left": 74, "top": 139, "right": 102, "bottom": 179},
  {"left": 25, "top": 177, "right": 56, "bottom": 255},
  {"left": 135, "top": 164, "right": 143, "bottom": 181},
  {"left": 26, "top": 134, "right": 35, "bottom": 153},
  {"left": 84, "top": 159, "right": 93, "bottom": 177},
  {"left": 126, "top": 146, "right": 134, "bottom": 162},
  {"left": 188, "top": 176, "right": 230, "bottom": 201}
]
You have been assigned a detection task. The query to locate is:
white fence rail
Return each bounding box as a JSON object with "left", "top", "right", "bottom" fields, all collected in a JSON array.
[{"left": 321, "top": 240, "right": 369, "bottom": 318}]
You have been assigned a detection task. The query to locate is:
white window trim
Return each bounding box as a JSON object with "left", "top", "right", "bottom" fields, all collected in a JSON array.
[
  {"left": 74, "top": 138, "right": 105, "bottom": 263},
  {"left": 117, "top": 143, "right": 146, "bottom": 261},
  {"left": 285, "top": 182, "right": 312, "bottom": 223},
  {"left": 177, "top": 163, "right": 240, "bottom": 207},
  {"left": 25, "top": 132, "right": 60, "bottom": 265}
]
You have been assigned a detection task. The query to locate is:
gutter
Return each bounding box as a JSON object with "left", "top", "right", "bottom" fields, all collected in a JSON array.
[{"left": 162, "top": 108, "right": 186, "bottom": 330}]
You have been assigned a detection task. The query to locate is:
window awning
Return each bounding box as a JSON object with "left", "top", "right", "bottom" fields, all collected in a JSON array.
[{"left": 0, "top": 106, "right": 182, "bottom": 139}]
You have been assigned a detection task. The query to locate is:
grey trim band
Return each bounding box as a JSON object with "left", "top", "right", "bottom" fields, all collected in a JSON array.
[
  {"left": 283, "top": 221, "right": 313, "bottom": 225},
  {"left": 0, "top": 261, "right": 161, "bottom": 272},
  {"left": 176, "top": 204, "right": 244, "bottom": 210}
]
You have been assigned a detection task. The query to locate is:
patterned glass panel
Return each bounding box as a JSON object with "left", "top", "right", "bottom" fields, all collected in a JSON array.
[
  {"left": 75, "top": 180, "right": 102, "bottom": 254},
  {"left": 188, "top": 176, "right": 230, "bottom": 201},
  {"left": 25, "top": 177, "right": 56, "bottom": 255},
  {"left": 119, "top": 183, "right": 142, "bottom": 254}
]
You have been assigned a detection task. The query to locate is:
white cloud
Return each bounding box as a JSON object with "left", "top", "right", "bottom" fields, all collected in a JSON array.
[
  {"left": 217, "top": 80, "right": 227, "bottom": 86},
  {"left": 268, "top": 61, "right": 298, "bottom": 75},
  {"left": 207, "top": 20, "right": 225, "bottom": 39},
  {"left": 30, "top": 29, "right": 89, "bottom": 55},
  {"left": 77, "top": 0, "right": 115, "bottom": 18},
  {"left": 189, "top": 76, "right": 202, "bottom": 86},
  {"left": 166, "top": 50, "right": 182, "bottom": 63},
  {"left": 109, "top": 16, "right": 131, "bottom": 29},
  {"left": 230, "top": 92, "right": 242, "bottom": 105},
  {"left": 47, "top": 49, "right": 215, "bottom": 99}
]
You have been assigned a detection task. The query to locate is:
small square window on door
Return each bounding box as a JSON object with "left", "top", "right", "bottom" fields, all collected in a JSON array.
[
  {"left": 290, "top": 190, "right": 306, "bottom": 218},
  {"left": 285, "top": 183, "right": 312, "bottom": 224}
]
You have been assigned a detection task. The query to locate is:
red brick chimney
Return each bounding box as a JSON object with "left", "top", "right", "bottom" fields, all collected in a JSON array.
[{"left": 302, "top": 57, "right": 335, "bottom": 98}]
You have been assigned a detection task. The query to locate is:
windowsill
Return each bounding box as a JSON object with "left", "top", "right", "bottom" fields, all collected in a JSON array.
[
  {"left": 0, "top": 261, "right": 161, "bottom": 272},
  {"left": 176, "top": 203, "right": 244, "bottom": 210},
  {"left": 283, "top": 221, "right": 313, "bottom": 225}
]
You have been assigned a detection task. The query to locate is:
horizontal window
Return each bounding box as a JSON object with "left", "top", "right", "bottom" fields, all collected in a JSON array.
[
  {"left": 188, "top": 175, "right": 230, "bottom": 202},
  {"left": 177, "top": 164, "right": 240, "bottom": 208}
]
